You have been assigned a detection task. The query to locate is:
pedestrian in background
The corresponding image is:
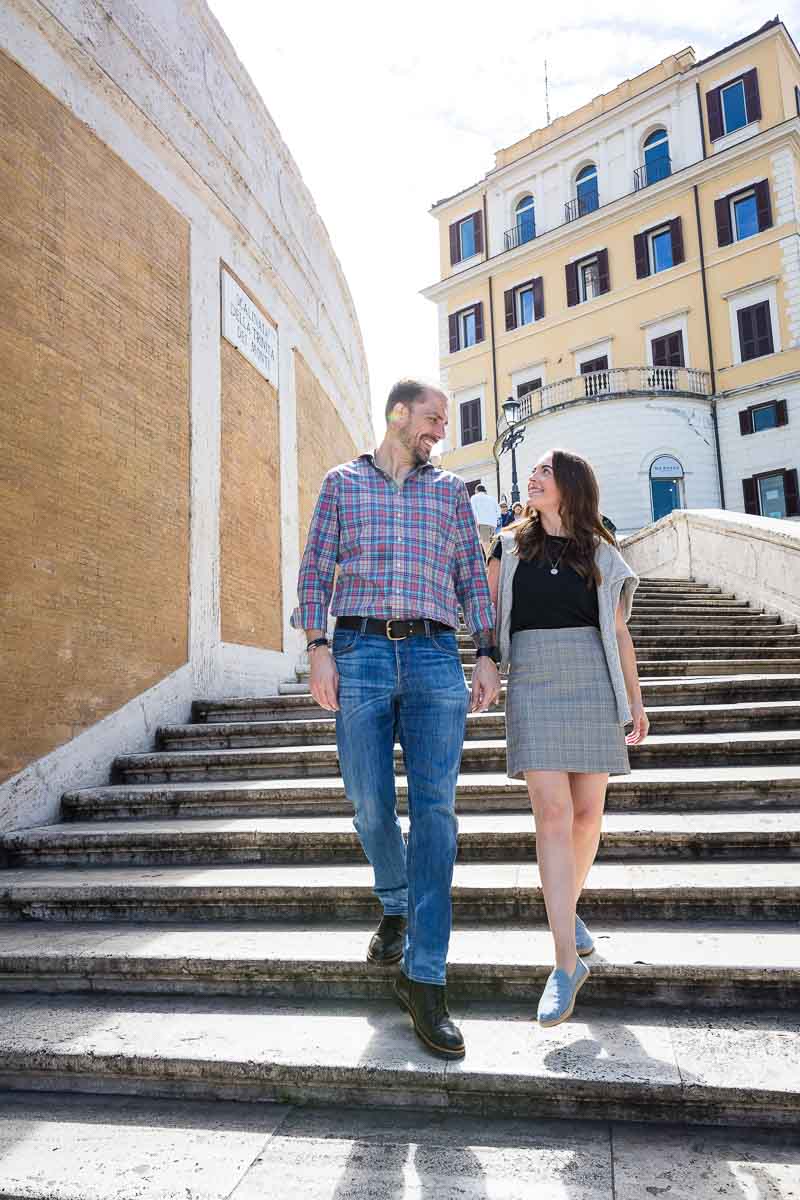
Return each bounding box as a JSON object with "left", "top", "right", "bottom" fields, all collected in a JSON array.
[
  {"left": 499, "top": 500, "right": 514, "bottom": 529},
  {"left": 470, "top": 483, "right": 501, "bottom": 557},
  {"left": 487, "top": 448, "right": 648, "bottom": 1029}
]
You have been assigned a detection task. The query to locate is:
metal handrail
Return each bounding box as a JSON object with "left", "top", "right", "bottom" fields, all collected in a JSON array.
[
  {"left": 503, "top": 220, "right": 536, "bottom": 251},
  {"left": 634, "top": 157, "right": 672, "bottom": 191},
  {"left": 515, "top": 366, "right": 712, "bottom": 421},
  {"left": 565, "top": 191, "right": 599, "bottom": 222}
]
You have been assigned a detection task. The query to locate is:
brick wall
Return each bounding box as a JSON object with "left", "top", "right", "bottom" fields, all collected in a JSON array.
[
  {"left": 0, "top": 49, "right": 190, "bottom": 783},
  {"left": 220, "top": 336, "right": 283, "bottom": 650},
  {"left": 295, "top": 351, "right": 360, "bottom": 557}
]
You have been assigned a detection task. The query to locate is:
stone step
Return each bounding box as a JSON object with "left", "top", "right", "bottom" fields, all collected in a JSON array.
[
  {"left": 193, "top": 675, "right": 800, "bottom": 723},
  {"left": 112, "top": 730, "right": 800, "bottom": 783},
  {"left": 453, "top": 620, "right": 790, "bottom": 645},
  {"left": 0, "top": 920, "right": 794, "bottom": 1010},
  {"left": 62, "top": 766, "right": 800, "bottom": 820},
  {"left": 630, "top": 600, "right": 750, "bottom": 610},
  {"left": 456, "top": 637, "right": 800, "bottom": 662},
  {"left": 0, "top": 992, "right": 796, "bottom": 1126},
  {"left": 0, "top": 860, "right": 796, "bottom": 922},
  {"left": 2, "top": 1096, "right": 798, "bottom": 1200},
  {"left": 159, "top": 700, "right": 800, "bottom": 751},
  {"left": 295, "top": 655, "right": 800, "bottom": 683},
  {"left": 5, "top": 811, "right": 798, "bottom": 868}
]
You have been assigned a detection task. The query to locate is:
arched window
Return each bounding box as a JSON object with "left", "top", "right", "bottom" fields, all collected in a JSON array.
[
  {"left": 644, "top": 129, "right": 671, "bottom": 185},
  {"left": 576, "top": 164, "right": 599, "bottom": 216},
  {"left": 515, "top": 195, "right": 535, "bottom": 244}
]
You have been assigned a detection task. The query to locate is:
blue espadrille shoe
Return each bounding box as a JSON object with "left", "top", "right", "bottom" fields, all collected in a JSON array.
[
  {"left": 537, "top": 958, "right": 590, "bottom": 1027},
  {"left": 576, "top": 914, "right": 595, "bottom": 956}
]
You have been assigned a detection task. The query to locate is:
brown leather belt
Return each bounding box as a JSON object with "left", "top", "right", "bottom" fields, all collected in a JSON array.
[{"left": 336, "top": 617, "right": 454, "bottom": 641}]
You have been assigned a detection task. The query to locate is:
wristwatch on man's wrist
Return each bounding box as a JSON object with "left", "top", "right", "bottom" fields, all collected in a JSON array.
[{"left": 476, "top": 645, "right": 501, "bottom": 664}]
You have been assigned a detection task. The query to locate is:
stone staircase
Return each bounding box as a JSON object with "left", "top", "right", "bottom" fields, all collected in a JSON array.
[{"left": 0, "top": 577, "right": 798, "bottom": 1130}]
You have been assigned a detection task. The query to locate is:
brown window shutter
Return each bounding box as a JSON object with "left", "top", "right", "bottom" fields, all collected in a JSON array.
[
  {"left": 449, "top": 223, "right": 461, "bottom": 266},
  {"left": 670, "top": 218, "right": 685, "bottom": 265},
  {"left": 634, "top": 233, "right": 649, "bottom": 279},
  {"left": 474, "top": 303, "right": 484, "bottom": 343},
  {"left": 755, "top": 179, "right": 773, "bottom": 231},
  {"left": 533, "top": 276, "right": 544, "bottom": 321},
  {"left": 715, "top": 197, "right": 733, "bottom": 247},
  {"left": 784, "top": 468, "right": 800, "bottom": 517},
  {"left": 743, "top": 68, "right": 761, "bottom": 122},
  {"left": 742, "top": 476, "right": 759, "bottom": 514},
  {"left": 504, "top": 288, "right": 517, "bottom": 331},
  {"left": 739, "top": 408, "right": 754, "bottom": 435},
  {"left": 597, "top": 249, "right": 610, "bottom": 295},
  {"left": 776, "top": 399, "right": 789, "bottom": 426},
  {"left": 737, "top": 306, "right": 756, "bottom": 360},
  {"left": 565, "top": 262, "right": 579, "bottom": 307},
  {"left": 473, "top": 210, "right": 484, "bottom": 256},
  {"left": 448, "top": 313, "right": 459, "bottom": 354},
  {"left": 707, "top": 86, "right": 724, "bottom": 141},
  {"left": 668, "top": 332, "right": 684, "bottom": 366}
]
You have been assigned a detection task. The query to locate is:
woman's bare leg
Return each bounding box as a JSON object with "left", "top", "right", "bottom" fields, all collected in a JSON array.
[
  {"left": 525, "top": 770, "right": 577, "bottom": 975},
  {"left": 568, "top": 772, "right": 609, "bottom": 902}
]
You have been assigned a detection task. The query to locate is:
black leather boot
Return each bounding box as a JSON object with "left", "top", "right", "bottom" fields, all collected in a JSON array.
[
  {"left": 366, "top": 914, "right": 407, "bottom": 964},
  {"left": 394, "top": 969, "right": 465, "bottom": 1059}
]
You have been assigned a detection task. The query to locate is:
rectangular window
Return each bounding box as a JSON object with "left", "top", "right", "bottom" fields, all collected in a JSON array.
[
  {"left": 732, "top": 192, "right": 759, "bottom": 240},
  {"left": 722, "top": 78, "right": 748, "bottom": 133},
  {"left": 517, "top": 378, "right": 542, "bottom": 399},
  {"left": 448, "top": 303, "right": 484, "bottom": 353},
  {"left": 649, "top": 227, "right": 674, "bottom": 274},
  {"left": 580, "top": 355, "right": 609, "bottom": 396},
  {"left": 518, "top": 286, "right": 535, "bottom": 326},
  {"left": 459, "top": 218, "right": 476, "bottom": 261},
  {"left": 737, "top": 301, "right": 774, "bottom": 362},
  {"left": 758, "top": 472, "right": 787, "bottom": 519},
  {"left": 651, "top": 331, "right": 685, "bottom": 367},
  {"left": 752, "top": 403, "right": 778, "bottom": 432},
  {"left": 580, "top": 258, "right": 600, "bottom": 302},
  {"left": 460, "top": 397, "right": 482, "bottom": 446}
]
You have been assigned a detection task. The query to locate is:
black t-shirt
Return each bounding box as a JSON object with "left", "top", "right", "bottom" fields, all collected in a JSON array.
[{"left": 492, "top": 535, "right": 599, "bottom": 632}]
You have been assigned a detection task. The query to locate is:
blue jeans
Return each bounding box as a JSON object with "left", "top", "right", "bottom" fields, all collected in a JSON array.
[{"left": 333, "top": 625, "right": 469, "bottom": 985}]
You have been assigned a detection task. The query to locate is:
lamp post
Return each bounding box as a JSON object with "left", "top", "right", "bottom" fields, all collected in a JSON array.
[{"left": 499, "top": 396, "right": 526, "bottom": 505}]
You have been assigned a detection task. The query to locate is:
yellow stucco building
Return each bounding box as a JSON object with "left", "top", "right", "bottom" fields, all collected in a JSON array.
[{"left": 423, "top": 18, "right": 800, "bottom": 533}]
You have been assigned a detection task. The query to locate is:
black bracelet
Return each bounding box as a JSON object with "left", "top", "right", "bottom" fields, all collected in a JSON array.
[{"left": 306, "top": 637, "right": 330, "bottom": 652}]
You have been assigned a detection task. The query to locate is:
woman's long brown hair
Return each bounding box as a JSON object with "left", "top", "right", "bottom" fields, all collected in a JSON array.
[{"left": 513, "top": 448, "right": 614, "bottom": 586}]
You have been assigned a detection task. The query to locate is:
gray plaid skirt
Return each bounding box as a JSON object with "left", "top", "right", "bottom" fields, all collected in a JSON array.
[{"left": 505, "top": 626, "right": 630, "bottom": 779}]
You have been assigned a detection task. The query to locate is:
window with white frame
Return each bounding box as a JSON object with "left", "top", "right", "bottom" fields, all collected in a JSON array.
[
  {"left": 648, "top": 226, "right": 674, "bottom": 273},
  {"left": 721, "top": 78, "right": 748, "bottom": 134},
  {"left": 580, "top": 257, "right": 601, "bottom": 301},
  {"left": 459, "top": 396, "right": 482, "bottom": 446}
]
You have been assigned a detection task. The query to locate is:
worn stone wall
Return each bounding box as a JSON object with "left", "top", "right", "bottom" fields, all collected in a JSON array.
[
  {"left": 220, "top": 335, "right": 282, "bottom": 651},
  {"left": 0, "top": 47, "right": 190, "bottom": 785},
  {"left": 295, "top": 350, "right": 361, "bottom": 556}
]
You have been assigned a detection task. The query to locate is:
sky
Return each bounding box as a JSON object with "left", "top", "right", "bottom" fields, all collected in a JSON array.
[{"left": 208, "top": 1, "right": 800, "bottom": 436}]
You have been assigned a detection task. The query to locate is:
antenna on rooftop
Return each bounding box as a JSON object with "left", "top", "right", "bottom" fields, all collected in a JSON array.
[{"left": 544, "top": 58, "right": 551, "bottom": 124}]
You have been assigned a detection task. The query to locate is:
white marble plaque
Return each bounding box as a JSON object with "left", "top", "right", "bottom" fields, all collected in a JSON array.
[{"left": 221, "top": 270, "right": 278, "bottom": 388}]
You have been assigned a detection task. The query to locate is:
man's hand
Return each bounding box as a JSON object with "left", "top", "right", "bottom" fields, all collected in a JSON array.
[
  {"left": 309, "top": 647, "right": 340, "bottom": 711},
  {"left": 470, "top": 656, "right": 501, "bottom": 713}
]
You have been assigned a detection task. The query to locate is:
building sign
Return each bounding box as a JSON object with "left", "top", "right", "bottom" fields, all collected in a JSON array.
[
  {"left": 221, "top": 269, "right": 278, "bottom": 388},
  {"left": 650, "top": 455, "right": 684, "bottom": 479}
]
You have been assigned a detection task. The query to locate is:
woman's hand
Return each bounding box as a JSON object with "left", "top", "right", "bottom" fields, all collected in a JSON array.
[{"left": 626, "top": 701, "right": 649, "bottom": 745}]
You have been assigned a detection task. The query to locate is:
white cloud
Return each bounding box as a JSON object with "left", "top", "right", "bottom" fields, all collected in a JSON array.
[{"left": 207, "top": 1, "right": 800, "bottom": 435}]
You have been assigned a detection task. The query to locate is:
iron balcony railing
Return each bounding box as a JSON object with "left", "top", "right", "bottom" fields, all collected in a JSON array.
[
  {"left": 503, "top": 220, "right": 536, "bottom": 251},
  {"left": 515, "top": 366, "right": 712, "bottom": 421},
  {"left": 633, "top": 157, "right": 672, "bottom": 191},
  {"left": 564, "top": 191, "right": 599, "bottom": 222}
]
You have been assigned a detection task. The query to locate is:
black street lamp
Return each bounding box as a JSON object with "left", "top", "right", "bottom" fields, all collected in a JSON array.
[{"left": 499, "top": 396, "right": 526, "bottom": 505}]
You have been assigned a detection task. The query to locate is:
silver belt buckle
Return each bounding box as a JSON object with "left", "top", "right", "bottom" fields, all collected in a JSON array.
[{"left": 386, "top": 619, "right": 409, "bottom": 640}]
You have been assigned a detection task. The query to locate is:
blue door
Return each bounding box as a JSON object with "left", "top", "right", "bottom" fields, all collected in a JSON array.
[{"left": 651, "top": 478, "right": 681, "bottom": 521}]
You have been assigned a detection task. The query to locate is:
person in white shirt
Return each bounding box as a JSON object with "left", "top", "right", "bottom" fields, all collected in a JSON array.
[{"left": 470, "top": 483, "right": 501, "bottom": 557}]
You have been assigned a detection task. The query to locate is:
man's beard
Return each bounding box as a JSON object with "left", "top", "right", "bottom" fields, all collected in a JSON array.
[{"left": 401, "top": 427, "right": 429, "bottom": 465}]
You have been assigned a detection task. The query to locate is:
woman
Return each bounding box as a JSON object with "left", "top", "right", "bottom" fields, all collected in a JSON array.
[
  {"left": 487, "top": 449, "right": 648, "bottom": 1028},
  {"left": 511, "top": 501, "right": 524, "bottom": 520}
]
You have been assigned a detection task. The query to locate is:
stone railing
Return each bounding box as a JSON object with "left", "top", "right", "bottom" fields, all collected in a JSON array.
[
  {"left": 621, "top": 509, "right": 800, "bottom": 627},
  {"left": 517, "top": 366, "right": 712, "bottom": 421}
]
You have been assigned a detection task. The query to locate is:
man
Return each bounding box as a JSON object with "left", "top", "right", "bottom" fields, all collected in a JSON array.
[
  {"left": 292, "top": 379, "right": 501, "bottom": 1059},
  {"left": 470, "top": 483, "right": 501, "bottom": 555},
  {"left": 498, "top": 500, "right": 514, "bottom": 529}
]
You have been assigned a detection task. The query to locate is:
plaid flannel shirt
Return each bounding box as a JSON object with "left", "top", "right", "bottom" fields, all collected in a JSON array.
[{"left": 291, "top": 454, "right": 495, "bottom": 638}]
